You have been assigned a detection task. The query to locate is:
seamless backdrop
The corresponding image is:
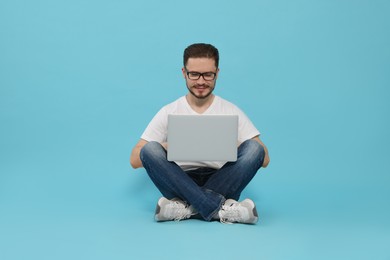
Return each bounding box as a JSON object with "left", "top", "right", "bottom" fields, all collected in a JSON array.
[{"left": 1, "top": 0, "right": 389, "bottom": 259}]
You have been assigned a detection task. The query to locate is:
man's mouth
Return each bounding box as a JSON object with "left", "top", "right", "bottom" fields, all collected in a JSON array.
[{"left": 194, "top": 85, "right": 208, "bottom": 89}]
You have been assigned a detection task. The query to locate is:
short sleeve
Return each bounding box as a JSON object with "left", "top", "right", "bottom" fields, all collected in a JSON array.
[
  {"left": 140, "top": 107, "right": 168, "bottom": 143},
  {"left": 236, "top": 108, "right": 260, "bottom": 144}
]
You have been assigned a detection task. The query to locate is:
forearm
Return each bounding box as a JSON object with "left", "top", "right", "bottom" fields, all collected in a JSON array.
[
  {"left": 130, "top": 147, "right": 143, "bottom": 169},
  {"left": 130, "top": 139, "right": 149, "bottom": 169}
]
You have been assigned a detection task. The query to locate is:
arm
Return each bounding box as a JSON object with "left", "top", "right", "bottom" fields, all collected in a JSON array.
[
  {"left": 130, "top": 139, "right": 148, "bottom": 169},
  {"left": 252, "top": 136, "right": 270, "bottom": 168}
]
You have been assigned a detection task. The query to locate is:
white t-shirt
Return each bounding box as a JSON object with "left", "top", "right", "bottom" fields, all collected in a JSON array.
[{"left": 141, "top": 95, "right": 260, "bottom": 170}]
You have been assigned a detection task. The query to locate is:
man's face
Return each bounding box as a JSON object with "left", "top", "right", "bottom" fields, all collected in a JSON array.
[{"left": 182, "top": 58, "right": 219, "bottom": 99}]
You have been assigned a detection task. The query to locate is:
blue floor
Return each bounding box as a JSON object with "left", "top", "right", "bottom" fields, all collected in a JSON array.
[{"left": 1, "top": 143, "right": 389, "bottom": 259}]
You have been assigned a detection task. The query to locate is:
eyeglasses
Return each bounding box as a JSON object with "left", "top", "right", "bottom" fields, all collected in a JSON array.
[{"left": 186, "top": 70, "right": 217, "bottom": 81}]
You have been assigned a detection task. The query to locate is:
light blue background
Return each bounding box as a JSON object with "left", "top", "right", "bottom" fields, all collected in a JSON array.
[{"left": 1, "top": 0, "right": 389, "bottom": 259}]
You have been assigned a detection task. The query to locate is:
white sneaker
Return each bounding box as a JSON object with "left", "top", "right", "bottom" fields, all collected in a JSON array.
[
  {"left": 218, "top": 198, "right": 258, "bottom": 224},
  {"left": 154, "top": 197, "right": 195, "bottom": 222}
]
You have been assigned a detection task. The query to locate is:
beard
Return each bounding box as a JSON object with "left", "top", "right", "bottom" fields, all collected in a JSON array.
[{"left": 186, "top": 83, "right": 215, "bottom": 100}]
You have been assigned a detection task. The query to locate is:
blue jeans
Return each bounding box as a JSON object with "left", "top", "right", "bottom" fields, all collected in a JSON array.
[{"left": 139, "top": 139, "right": 265, "bottom": 221}]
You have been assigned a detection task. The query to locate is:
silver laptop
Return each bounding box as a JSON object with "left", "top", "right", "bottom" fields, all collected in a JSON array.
[{"left": 167, "top": 115, "right": 238, "bottom": 162}]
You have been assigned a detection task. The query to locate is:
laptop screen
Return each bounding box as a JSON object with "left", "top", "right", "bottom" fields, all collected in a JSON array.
[{"left": 167, "top": 115, "right": 238, "bottom": 162}]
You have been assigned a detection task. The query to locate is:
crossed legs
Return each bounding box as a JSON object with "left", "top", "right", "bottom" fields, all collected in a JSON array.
[{"left": 140, "top": 139, "right": 265, "bottom": 221}]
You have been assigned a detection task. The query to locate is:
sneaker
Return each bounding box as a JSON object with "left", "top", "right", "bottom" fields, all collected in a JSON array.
[
  {"left": 218, "top": 198, "right": 258, "bottom": 224},
  {"left": 154, "top": 197, "right": 195, "bottom": 222}
]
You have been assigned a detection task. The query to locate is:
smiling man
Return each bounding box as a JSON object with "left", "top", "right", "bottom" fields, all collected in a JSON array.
[{"left": 130, "top": 43, "right": 270, "bottom": 224}]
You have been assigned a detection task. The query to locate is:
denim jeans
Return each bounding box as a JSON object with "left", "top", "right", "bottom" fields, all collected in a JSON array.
[{"left": 139, "top": 139, "right": 265, "bottom": 221}]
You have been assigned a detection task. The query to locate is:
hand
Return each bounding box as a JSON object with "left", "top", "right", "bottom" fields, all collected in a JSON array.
[
  {"left": 161, "top": 142, "right": 168, "bottom": 151},
  {"left": 262, "top": 154, "right": 270, "bottom": 168}
]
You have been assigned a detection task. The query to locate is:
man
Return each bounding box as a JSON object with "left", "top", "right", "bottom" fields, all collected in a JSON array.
[{"left": 130, "top": 43, "right": 270, "bottom": 224}]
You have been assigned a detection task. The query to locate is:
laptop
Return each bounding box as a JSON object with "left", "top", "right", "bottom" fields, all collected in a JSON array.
[{"left": 167, "top": 114, "right": 238, "bottom": 162}]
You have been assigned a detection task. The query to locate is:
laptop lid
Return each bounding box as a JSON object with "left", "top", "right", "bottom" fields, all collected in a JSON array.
[{"left": 167, "top": 114, "right": 238, "bottom": 162}]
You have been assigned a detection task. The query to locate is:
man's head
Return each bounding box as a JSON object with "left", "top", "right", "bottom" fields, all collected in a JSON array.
[
  {"left": 182, "top": 43, "right": 220, "bottom": 100},
  {"left": 183, "top": 43, "right": 219, "bottom": 68}
]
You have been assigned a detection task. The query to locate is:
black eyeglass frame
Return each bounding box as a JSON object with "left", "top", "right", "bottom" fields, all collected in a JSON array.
[{"left": 185, "top": 69, "right": 217, "bottom": 81}]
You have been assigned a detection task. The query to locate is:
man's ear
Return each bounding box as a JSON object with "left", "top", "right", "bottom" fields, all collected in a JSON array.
[{"left": 182, "top": 67, "right": 187, "bottom": 79}]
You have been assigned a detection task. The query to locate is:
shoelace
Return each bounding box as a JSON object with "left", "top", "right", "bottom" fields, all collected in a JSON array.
[
  {"left": 171, "top": 201, "right": 193, "bottom": 221},
  {"left": 219, "top": 203, "right": 243, "bottom": 224}
]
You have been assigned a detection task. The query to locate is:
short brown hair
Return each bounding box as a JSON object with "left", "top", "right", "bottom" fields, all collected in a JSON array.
[{"left": 183, "top": 43, "right": 219, "bottom": 68}]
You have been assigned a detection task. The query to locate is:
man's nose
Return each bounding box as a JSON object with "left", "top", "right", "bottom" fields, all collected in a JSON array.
[{"left": 196, "top": 75, "right": 206, "bottom": 84}]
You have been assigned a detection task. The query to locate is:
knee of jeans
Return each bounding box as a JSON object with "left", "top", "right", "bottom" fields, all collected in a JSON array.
[
  {"left": 140, "top": 141, "right": 165, "bottom": 161},
  {"left": 240, "top": 139, "right": 265, "bottom": 162}
]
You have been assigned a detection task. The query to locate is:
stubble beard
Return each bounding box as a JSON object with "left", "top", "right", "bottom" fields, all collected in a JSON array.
[{"left": 186, "top": 83, "right": 215, "bottom": 100}]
